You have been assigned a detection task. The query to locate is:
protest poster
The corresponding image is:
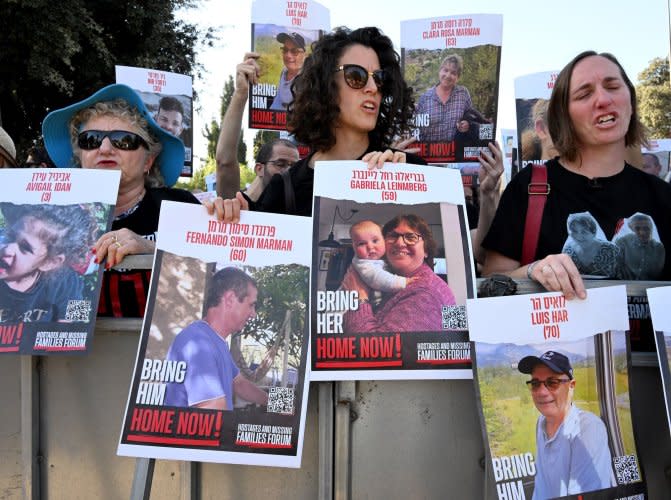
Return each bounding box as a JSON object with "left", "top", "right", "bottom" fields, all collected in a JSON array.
[
  {"left": 249, "top": 0, "right": 329, "bottom": 131},
  {"left": 401, "top": 14, "right": 502, "bottom": 164},
  {"left": 115, "top": 65, "right": 194, "bottom": 177},
  {"left": 646, "top": 285, "right": 671, "bottom": 434},
  {"left": 641, "top": 138, "right": 671, "bottom": 181},
  {"left": 500, "top": 127, "right": 516, "bottom": 181},
  {"left": 514, "top": 71, "right": 559, "bottom": 169},
  {"left": 468, "top": 285, "right": 646, "bottom": 499},
  {"left": 118, "top": 202, "right": 311, "bottom": 467},
  {"left": 0, "top": 168, "right": 119, "bottom": 355},
  {"left": 310, "top": 161, "right": 475, "bottom": 381}
]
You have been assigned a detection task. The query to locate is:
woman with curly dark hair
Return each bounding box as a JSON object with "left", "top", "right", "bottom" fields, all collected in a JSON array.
[{"left": 211, "top": 26, "right": 424, "bottom": 219}]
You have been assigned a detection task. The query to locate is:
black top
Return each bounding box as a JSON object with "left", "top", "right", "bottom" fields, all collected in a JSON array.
[
  {"left": 483, "top": 158, "right": 671, "bottom": 279},
  {"left": 98, "top": 187, "right": 200, "bottom": 318}
]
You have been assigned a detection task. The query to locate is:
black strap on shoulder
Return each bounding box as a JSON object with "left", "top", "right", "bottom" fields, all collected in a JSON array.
[{"left": 281, "top": 168, "right": 296, "bottom": 215}]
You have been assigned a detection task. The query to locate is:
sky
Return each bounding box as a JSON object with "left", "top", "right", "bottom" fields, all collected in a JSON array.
[{"left": 182, "top": 0, "right": 671, "bottom": 171}]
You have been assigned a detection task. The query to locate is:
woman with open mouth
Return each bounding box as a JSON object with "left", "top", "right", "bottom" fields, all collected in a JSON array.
[
  {"left": 482, "top": 51, "right": 671, "bottom": 296},
  {"left": 209, "top": 26, "right": 424, "bottom": 220}
]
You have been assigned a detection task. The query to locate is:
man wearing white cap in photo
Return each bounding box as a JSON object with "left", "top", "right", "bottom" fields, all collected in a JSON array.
[
  {"left": 269, "top": 32, "right": 306, "bottom": 111},
  {"left": 518, "top": 350, "right": 616, "bottom": 499},
  {"left": 0, "top": 126, "right": 17, "bottom": 168}
]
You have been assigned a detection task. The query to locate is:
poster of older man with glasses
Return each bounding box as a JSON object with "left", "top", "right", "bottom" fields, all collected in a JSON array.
[
  {"left": 467, "top": 286, "right": 646, "bottom": 500},
  {"left": 249, "top": 0, "right": 329, "bottom": 130}
]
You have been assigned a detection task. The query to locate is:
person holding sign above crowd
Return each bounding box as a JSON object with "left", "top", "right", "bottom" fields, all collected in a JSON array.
[
  {"left": 209, "top": 26, "right": 424, "bottom": 219},
  {"left": 42, "top": 84, "right": 200, "bottom": 316},
  {"left": 482, "top": 51, "right": 671, "bottom": 297},
  {"left": 215, "top": 52, "right": 300, "bottom": 201}
]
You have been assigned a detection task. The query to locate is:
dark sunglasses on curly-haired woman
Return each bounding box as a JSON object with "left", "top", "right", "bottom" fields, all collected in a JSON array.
[{"left": 335, "top": 64, "right": 388, "bottom": 90}]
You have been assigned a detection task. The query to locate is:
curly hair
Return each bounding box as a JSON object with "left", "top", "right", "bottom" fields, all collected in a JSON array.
[
  {"left": 69, "top": 99, "right": 165, "bottom": 187},
  {"left": 1, "top": 203, "right": 100, "bottom": 266},
  {"left": 382, "top": 214, "right": 438, "bottom": 268},
  {"left": 288, "top": 26, "right": 415, "bottom": 152},
  {"left": 548, "top": 51, "right": 647, "bottom": 162}
]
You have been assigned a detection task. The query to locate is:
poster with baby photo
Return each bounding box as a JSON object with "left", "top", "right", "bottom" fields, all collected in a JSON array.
[
  {"left": 647, "top": 285, "right": 671, "bottom": 434},
  {"left": 310, "top": 161, "right": 476, "bottom": 381},
  {"left": 118, "top": 202, "right": 312, "bottom": 468},
  {"left": 249, "top": 0, "right": 329, "bottom": 130},
  {"left": 401, "top": 14, "right": 502, "bottom": 164},
  {"left": 468, "top": 285, "right": 646, "bottom": 500},
  {"left": 514, "top": 71, "right": 559, "bottom": 170},
  {"left": 0, "top": 168, "right": 119, "bottom": 355},
  {"left": 115, "top": 65, "right": 194, "bottom": 177},
  {"left": 641, "top": 138, "right": 671, "bottom": 182}
]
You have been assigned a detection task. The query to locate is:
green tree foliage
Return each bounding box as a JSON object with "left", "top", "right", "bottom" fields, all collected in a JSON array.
[
  {"left": 0, "top": 0, "right": 214, "bottom": 161},
  {"left": 235, "top": 264, "right": 309, "bottom": 370},
  {"left": 637, "top": 57, "right": 671, "bottom": 138},
  {"left": 174, "top": 156, "right": 216, "bottom": 192},
  {"left": 203, "top": 75, "right": 247, "bottom": 162}
]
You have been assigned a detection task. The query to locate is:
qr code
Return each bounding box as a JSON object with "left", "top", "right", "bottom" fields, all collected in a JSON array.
[
  {"left": 441, "top": 305, "right": 467, "bottom": 330},
  {"left": 267, "top": 387, "right": 295, "bottom": 415},
  {"left": 65, "top": 300, "right": 92, "bottom": 322},
  {"left": 613, "top": 454, "right": 641, "bottom": 484},
  {"left": 479, "top": 123, "right": 494, "bottom": 140}
]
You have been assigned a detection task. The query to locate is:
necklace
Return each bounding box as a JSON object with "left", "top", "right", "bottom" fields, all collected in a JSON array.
[{"left": 115, "top": 189, "right": 146, "bottom": 221}]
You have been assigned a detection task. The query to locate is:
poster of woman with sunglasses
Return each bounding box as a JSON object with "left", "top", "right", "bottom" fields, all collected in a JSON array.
[
  {"left": 249, "top": 0, "right": 329, "bottom": 131},
  {"left": 467, "top": 286, "right": 646, "bottom": 500},
  {"left": 0, "top": 168, "right": 118, "bottom": 355},
  {"left": 401, "top": 14, "right": 502, "bottom": 165},
  {"left": 310, "top": 161, "right": 476, "bottom": 381}
]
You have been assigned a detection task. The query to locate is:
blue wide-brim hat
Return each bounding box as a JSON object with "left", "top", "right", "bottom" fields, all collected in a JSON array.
[{"left": 42, "top": 83, "right": 184, "bottom": 187}]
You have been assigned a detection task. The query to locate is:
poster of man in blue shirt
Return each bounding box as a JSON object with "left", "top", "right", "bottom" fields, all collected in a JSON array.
[
  {"left": 164, "top": 267, "right": 269, "bottom": 410},
  {"left": 518, "top": 351, "right": 616, "bottom": 499}
]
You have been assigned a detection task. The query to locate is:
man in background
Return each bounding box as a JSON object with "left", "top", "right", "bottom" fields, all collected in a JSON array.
[{"left": 216, "top": 52, "right": 299, "bottom": 201}]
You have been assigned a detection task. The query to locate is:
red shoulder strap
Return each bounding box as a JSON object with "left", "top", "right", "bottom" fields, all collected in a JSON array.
[{"left": 521, "top": 164, "right": 550, "bottom": 265}]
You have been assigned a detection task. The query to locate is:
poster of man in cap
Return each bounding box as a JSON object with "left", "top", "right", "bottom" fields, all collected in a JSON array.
[
  {"left": 249, "top": 0, "right": 329, "bottom": 130},
  {"left": 467, "top": 286, "right": 646, "bottom": 499}
]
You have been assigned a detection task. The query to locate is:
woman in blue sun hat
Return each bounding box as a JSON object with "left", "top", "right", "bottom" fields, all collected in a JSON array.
[{"left": 43, "top": 83, "right": 199, "bottom": 317}]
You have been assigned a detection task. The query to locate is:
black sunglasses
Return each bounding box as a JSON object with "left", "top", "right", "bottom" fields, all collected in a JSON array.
[
  {"left": 77, "top": 130, "right": 149, "bottom": 151},
  {"left": 335, "top": 64, "right": 388, "bottom": 90}
]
